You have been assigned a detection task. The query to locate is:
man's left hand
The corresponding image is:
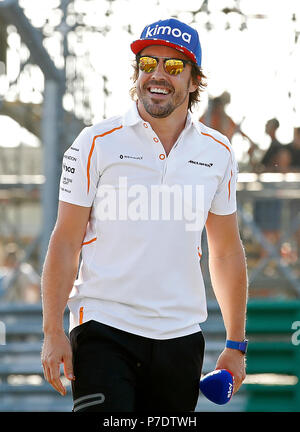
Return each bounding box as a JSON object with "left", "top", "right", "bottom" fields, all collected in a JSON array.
[{"left": 215, "top": 348, "right": 246, "bottom": 394}]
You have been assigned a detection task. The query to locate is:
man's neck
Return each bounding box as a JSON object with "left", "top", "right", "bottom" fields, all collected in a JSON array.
[{"left": 137, "top": 101, "right": 188, "bottom": 155}]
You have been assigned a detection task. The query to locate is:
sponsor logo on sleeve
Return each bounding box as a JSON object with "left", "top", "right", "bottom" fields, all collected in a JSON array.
[
  {"left": 63, "top": 163, "right": 75, "bottom": 174},
  {"left": 64, "top": 154, "right": 77, "bottom": 162},
  {"left": 62, "top": 177, "right": 73, "bottom": 186},
  {"left": 60, "top": 186, "right": 71, "bottom": 193}
]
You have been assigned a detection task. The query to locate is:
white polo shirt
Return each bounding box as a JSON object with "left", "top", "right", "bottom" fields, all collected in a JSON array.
[{"left": 59, "top": 102, "right": 238, "bottom": 339}]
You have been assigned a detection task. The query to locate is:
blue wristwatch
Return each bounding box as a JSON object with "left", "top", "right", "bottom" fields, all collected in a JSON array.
[{"left": 226, "top": 339, "right": 248, "bottom": 354}]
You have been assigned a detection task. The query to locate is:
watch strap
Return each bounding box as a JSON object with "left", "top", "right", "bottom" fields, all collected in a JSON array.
[{"left": 226, "top": 339, "right": 248, "bottom": 354}]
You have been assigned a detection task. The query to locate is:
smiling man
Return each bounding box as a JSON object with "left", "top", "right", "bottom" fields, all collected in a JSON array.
[
  {"left": 136, "top": 47, "right": 196, "bottom": 118},
  {"left": 41, "top": 18, "right": 248, "bottom": 412}
]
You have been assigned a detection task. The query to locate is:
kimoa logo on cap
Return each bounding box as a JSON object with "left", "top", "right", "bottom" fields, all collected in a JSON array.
[{"left": 145, "top": 24, "right": 192, "bottom": 44}]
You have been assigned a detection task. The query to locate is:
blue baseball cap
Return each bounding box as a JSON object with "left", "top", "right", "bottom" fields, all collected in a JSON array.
[{"left": 131, "top": 18, "right": 202, "bottom": 67}]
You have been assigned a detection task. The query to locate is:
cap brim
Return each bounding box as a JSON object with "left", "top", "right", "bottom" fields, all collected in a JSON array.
[{"left": 130, "top": 39, "right": 197, "bottom": 64}]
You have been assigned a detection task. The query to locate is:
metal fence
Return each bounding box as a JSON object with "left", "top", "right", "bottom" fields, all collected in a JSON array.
[{"left": 237, "top": 172, "right": 300, "bottom": 298}]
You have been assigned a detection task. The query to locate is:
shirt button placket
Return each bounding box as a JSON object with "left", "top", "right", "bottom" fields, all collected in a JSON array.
[
  {"left": 152, "top": 137, "right": 167, "bottom": 182},
  {"left": 152, "top": 137, "right": 165, "bottom": 159},
  {"left": 142, "top": 124, "right": 167, "bottom": 180}
]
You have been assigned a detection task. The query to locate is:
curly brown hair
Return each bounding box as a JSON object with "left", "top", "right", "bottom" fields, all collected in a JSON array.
[{"left": 129, "top": 56, "right": 207, "bottom": 112}]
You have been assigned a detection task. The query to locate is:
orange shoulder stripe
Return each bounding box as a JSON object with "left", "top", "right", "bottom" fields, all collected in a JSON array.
[
  {"left": 87, "top": 125, "right": 123, "bottom": 193},
  {"left": 201, "top": 131, "right": 233, "bottom": 201},
  {"left": 201, "top": 132, "right": 231, "bottom": 153}
]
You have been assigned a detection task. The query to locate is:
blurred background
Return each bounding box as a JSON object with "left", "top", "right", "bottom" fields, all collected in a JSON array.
[{"left": 0, "top": 0, "right": 300, "bottom": 412}]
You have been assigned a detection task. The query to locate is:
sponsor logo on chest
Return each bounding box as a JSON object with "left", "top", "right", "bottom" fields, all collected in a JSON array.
[{"left": 188, "top": 160, "right": 213, "bottom": 168}]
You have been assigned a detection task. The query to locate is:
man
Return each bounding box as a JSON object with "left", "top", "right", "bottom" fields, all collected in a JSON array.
[
  {"left": 260, "top": 118, "right": 282, "bottom": 171},
  {"left": 41, "top": 18, "right": 248, "bottom": 412},
  {"left": 200, "top": 92, "right": 257, "bottom": 163},
  {"left": 253, "top": 119, "right": 285, "bottom": 258},
  {"left": 0, "top": 242, "right": 40, "bottom": 303},
  {"left": 286, "top": 127, "right": 300, "bottom": 171}
]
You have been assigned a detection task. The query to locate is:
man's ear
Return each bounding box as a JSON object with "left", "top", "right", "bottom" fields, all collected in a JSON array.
[{"left": 189, "top": 77, "right": 198, "bottom": 93}]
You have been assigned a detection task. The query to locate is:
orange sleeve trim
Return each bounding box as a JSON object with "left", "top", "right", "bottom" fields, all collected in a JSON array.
[
  {"left": 79, "top": 306, "right": 84, "bottom": 325},
  {"left": 201, "top": 132, "right": 231, "bottom": 153},
  {"left": 82, "top": 237, "right": 97, "bottom": 246},
  {"left": 201, "top": 131, "right": 233, "bottom": 200},
  {"left": 87, "top": 125, "right": 123, "bottom": 193}
]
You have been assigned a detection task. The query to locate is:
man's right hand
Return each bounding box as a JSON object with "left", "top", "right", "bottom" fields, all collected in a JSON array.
[
  {"left": 41, "top": 331, "right": 75, "bottom": 396},
  {"left": 41, "top": 203, "right": 91, "bottom": 395}
]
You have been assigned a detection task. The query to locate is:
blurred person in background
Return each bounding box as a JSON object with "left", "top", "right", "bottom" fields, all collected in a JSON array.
[
  {"left": 286, "top": 127, "right": 300, "bottom": 171},
  {"left": 259, "top": 118, "right": 282, "bottom": 171},
  {"left": 285, "top": 127, "right": 300, "bottom": 259},
  {"left": 253, "top": 119, "right": 292, "bottom": 260},
  {"left": 200, "top": 92, "right": 237, "bottom": 141},
  {"left": 0, "top": 242, "right": 40, "bottom": 303},
  {"left": 200, "top": 91, "right": 257, "bottom": 161},
  {"left": 41, "top": 18, "right": 248, "bottom": 412},
  {"left": 273, "top": 147, "right": 292, "bottom": 173}
]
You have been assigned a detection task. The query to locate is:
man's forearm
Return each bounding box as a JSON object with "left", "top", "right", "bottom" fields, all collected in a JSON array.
[
  {"left": 41, "top": 231, "right": 80, "bottom": 335},
  {"left": 208, "top": 247, "right": 248, "bottom": 340}
]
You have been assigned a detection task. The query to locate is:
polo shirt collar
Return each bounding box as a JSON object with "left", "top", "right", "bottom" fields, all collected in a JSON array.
[
  {"left": 122, "top": 101, "right": 199, "bottom": 134},
  {"left": 122, "top": 102, "right": 143, "bottom": 127},
  {"left": 191, "top": 115, "right": 203, "bottom": 136}
]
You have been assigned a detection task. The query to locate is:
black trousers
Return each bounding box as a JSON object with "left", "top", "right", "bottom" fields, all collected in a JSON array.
[{"left": 70, "top": 320, "right": 205, "bottom": 412}]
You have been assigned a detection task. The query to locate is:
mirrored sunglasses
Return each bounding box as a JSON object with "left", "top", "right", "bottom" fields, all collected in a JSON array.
[{"left": 137, "top": 55, "right": 193, "bottom": 76}]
